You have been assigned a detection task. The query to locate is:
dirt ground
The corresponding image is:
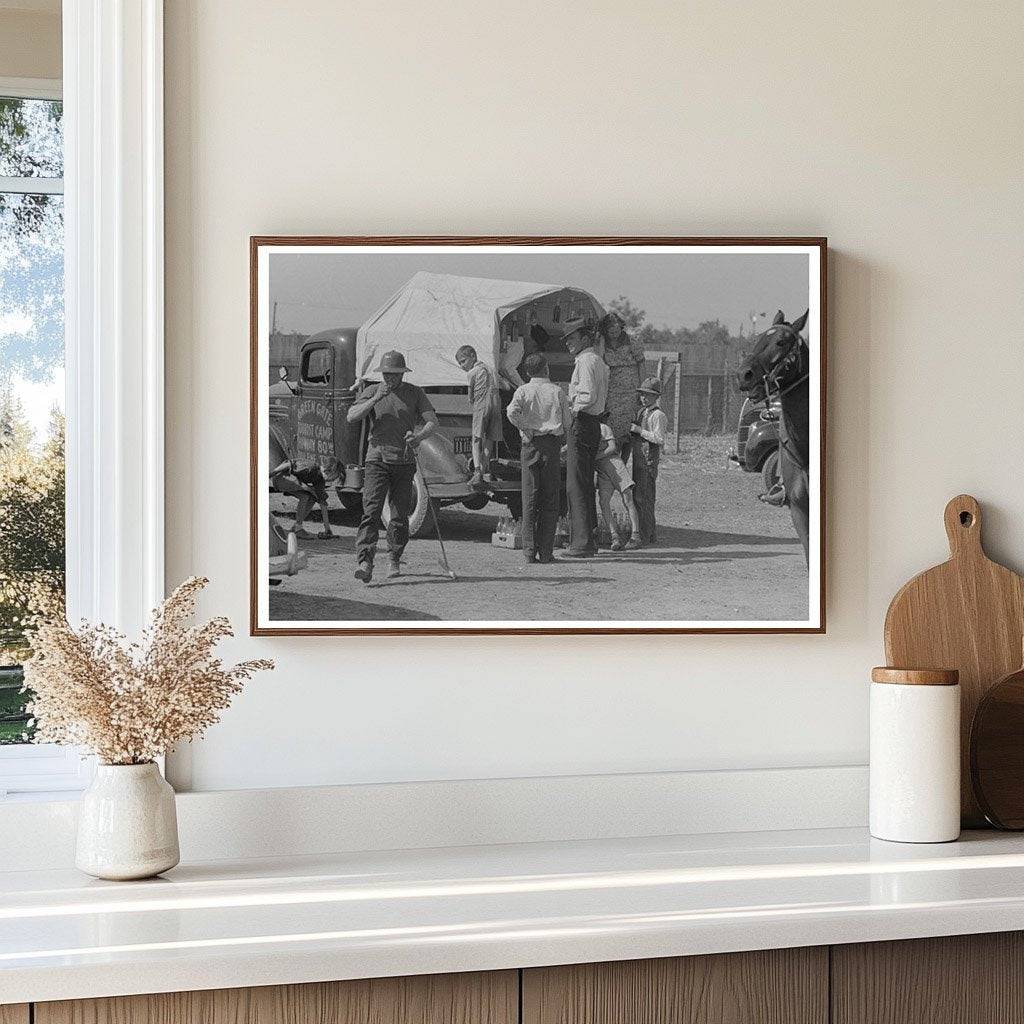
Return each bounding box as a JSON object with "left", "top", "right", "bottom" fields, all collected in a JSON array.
[{"left": 268, "top": 436, "right": 807, "bottom": 624}]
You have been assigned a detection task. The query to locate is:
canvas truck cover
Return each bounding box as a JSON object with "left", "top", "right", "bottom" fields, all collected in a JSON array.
[{"left": 355, "top": 271, "right": 603, "bottom": 387}]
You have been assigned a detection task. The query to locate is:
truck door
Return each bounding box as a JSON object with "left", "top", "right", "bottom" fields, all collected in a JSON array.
[{"left": 296, "top": 344, "right": 338, "bottom": 481}]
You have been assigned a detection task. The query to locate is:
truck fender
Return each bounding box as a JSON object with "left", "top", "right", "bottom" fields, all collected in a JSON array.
[{"left": 414, "top": 433, "right": 470, "bottom": 486}]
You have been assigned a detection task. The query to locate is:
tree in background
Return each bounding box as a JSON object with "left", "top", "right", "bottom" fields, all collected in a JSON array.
[
  {"left": 0, "top": 397, "right": 65, "bottom": 652},
  {"left": 0, "top": 398, "right": 65, "bottom": 742}
]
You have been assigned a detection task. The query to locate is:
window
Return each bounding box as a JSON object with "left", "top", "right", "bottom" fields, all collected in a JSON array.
[
  {"left": 302, "top": 346, "right": 332, "bottom": 384},
  {"left": 0, "top": 6, "right": 166, "bottom": 797},
  {"left": 0, "top": 81, "right": 82, "bottom": 796}
]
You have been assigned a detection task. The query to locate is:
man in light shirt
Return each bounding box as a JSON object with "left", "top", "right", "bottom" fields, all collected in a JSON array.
[
  {"left": 562, "top": 320, "right": 609, "bottom": 558},
  {"left": 506, "top": 353, "right": 570, "bottom": 563}
]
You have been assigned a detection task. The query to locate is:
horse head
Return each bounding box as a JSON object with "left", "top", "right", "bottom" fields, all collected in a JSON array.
[{"left": 736, "top": 309, "right": 809, "bottom": 402}]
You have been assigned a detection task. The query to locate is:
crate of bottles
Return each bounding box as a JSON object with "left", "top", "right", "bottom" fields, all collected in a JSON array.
[{"left": 491, "top": 514, "right": 522, "bottom": 549}]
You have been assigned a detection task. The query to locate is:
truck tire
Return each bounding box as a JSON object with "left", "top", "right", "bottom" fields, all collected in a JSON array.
[
  {"left": 337, "top": 490, "right": 363, "bottom": 515},
  {"left": 761, "top": 448, "right": 781, "bottom": 494},
  {"left": 381, "top": 469, "right": 433, "bottom": 539}
]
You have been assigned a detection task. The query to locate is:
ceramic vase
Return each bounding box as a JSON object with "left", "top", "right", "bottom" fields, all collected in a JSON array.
[{"left": 76, "top": 762, "right": 180, "bottom": 880}]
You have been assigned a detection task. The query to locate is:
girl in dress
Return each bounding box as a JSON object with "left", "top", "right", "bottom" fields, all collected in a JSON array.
[{"left": 599, "top": 312, "right": 646, "bottom": 455}]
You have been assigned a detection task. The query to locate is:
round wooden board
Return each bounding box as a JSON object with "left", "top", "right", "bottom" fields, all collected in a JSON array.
[{"left": 970, "top": 663, "right": 1024, "bottom": 829}]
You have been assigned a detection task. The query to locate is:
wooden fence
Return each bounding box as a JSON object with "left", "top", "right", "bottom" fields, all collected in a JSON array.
[{"left": 643, "top": 350, "right": 744, "bottom": 447}]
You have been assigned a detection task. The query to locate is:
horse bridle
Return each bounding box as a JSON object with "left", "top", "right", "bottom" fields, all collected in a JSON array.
[
  {"left": 759, "top": 327, "right": 809, "bottom": 402},
  {"left": 758, "top": 327, "right": 810, "bottom": 474}
]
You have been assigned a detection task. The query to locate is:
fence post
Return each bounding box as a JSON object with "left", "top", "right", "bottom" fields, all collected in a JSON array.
[{"left": 675, "top": 356, "right": 682, "bottom": 452}]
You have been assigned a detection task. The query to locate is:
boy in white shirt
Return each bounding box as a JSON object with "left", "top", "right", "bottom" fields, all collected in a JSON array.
[
  {"left": 506, "top": 353, "right": 570, "bottom": 563},
  {"left": 596, "top": 417, "right": 641, "bottom": 550}
]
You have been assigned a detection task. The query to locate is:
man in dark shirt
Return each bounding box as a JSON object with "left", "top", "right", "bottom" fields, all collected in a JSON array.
[{"left": 347, "top": 350, "right": 437, "bottom": 582}]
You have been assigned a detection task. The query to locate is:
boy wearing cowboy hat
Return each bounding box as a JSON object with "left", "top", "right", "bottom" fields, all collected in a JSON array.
[
  {"left": 346, "top": 350, "right": 437, "bottom": 582},
  {"left": 630, "top": 376, "right": 669, "bottom": 545}
]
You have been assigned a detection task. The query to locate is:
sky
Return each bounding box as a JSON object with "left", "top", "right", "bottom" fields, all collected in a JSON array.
[{"left": 269, "top": 250, "right": 811, "bottom": 337}]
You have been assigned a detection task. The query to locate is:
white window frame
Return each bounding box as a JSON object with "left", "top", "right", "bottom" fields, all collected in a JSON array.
[{"left": 0, "top": 0, "right": 165, "bottom": 798}]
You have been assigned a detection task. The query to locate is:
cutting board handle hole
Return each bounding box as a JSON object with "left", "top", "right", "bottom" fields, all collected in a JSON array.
[{"left": 960, "top": 511, "right": 974, "bottom": 527}]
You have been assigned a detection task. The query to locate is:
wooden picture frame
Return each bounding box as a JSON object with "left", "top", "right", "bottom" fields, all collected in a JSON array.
[{"left": 251, "top": 236, "right": 827, "bottom": 635}]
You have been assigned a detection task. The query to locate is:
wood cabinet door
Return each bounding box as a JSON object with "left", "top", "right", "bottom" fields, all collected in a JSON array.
[
  {"left": 832, "top": 932, "right": 1024, "bottom": 1024},
  {"left": 35, "top": 971, "right": 517, "bottom": 1024},
  {"left": 0, "top": 1006, "right": 29, "bottom": 1024},
  {"left": 523, "top": 948, "right": 828, "bottom": 1024}
]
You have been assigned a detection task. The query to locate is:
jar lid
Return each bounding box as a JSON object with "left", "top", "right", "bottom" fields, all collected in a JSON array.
[{"left": 871, "top": 667, "right": 959, "bottom": 686}]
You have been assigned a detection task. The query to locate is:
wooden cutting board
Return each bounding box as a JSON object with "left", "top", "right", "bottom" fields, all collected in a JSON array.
[{"left": 884, "top": 494, "right": 1024, "bottom": 826}]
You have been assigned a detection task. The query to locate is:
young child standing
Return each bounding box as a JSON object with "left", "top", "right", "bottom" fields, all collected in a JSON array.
[
  {"left": 630, "top": 376, "right": 669, "bottom": 544},
  {"left": 455, "top": 344, "right": 503, "bottom": 487},
  {"left": 596, "top": 417, "right": 641, "bottom": 550}
]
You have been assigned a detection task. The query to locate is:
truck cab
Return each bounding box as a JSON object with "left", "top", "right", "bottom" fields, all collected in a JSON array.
[{"left": 270, "top": 329, "right": 479, "bottom": 534}]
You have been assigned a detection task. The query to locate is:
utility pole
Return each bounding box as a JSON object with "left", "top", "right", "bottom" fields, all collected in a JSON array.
[{"left": 272, "top": 301, "right": 278, "bottom": 334}]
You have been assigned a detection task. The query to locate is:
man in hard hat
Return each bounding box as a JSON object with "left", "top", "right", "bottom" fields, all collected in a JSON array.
[{"left": 346, "top": 351, "right": 437, "bottom": 582}]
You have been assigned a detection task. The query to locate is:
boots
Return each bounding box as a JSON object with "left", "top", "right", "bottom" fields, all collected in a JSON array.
[{"left": 354, "top": 559, "right": 373, "bottom": 584}]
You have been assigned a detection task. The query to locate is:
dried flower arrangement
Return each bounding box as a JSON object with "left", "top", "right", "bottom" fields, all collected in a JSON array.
[{"left": 22, "top": 576, "right": 273, "bottom": 765}]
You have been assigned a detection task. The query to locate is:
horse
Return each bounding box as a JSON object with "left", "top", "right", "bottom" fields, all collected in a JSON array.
[{"left": 736, "top": 310, "right": 811, "bottom": 563}]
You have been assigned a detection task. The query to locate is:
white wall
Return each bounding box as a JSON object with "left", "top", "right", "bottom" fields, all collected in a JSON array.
[{"left": 164, "top": 0, "right": 1024, "bottom": 792}]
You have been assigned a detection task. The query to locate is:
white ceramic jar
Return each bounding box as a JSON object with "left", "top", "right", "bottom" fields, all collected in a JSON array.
[
  {"left": 76, "top": 762, "right": 180, "bottom": 880},
  {"left": 870, "top": 667, "right": 960, "bottom": 843}
]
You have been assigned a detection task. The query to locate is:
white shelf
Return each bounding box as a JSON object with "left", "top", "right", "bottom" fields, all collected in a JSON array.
[{"left": 4, "top": 827, "right": 1024, "bottom": 1004}]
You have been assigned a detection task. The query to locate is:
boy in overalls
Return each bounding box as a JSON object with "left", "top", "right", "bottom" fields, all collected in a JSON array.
[{"left": 630, "top": 377, "right": 669, "bottom": 545}]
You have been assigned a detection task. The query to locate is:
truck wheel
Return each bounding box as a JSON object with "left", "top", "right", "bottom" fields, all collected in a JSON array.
[
  {"left": 381, "top": 469, "right": 433, "bottom": 539},
  {"left": 761, "top": 448, "right": 781, "bottom": 493},
  {"left": 337, "top": 490, "right": 363, "bottom": 515}
]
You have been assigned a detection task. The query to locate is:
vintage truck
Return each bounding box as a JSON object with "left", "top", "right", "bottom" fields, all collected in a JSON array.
[
  {"left": 269, "top": 328, "right": 485, "bottom": 537},
  {"left": 271, "top": 273, "right": 604, "bottom": 535}
]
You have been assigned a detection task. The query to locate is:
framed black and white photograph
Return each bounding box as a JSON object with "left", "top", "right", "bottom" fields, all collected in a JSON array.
[{"left": 251, "top": 237, "right": 826, "bottom": 635}]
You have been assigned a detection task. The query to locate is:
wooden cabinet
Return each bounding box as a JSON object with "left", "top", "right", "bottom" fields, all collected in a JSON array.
[
  {"left": 24, "top": 932, "right": 1024, "bottom": 1024},
  {"left": 522, "top": 948, "right": 828, "bottom": 1024},
  {"left": 832, "top": 932, "right": 1024, "bottom": 1024},
  {"left": 34, "top": 971, "right": 517, "bottom": 1024}
]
